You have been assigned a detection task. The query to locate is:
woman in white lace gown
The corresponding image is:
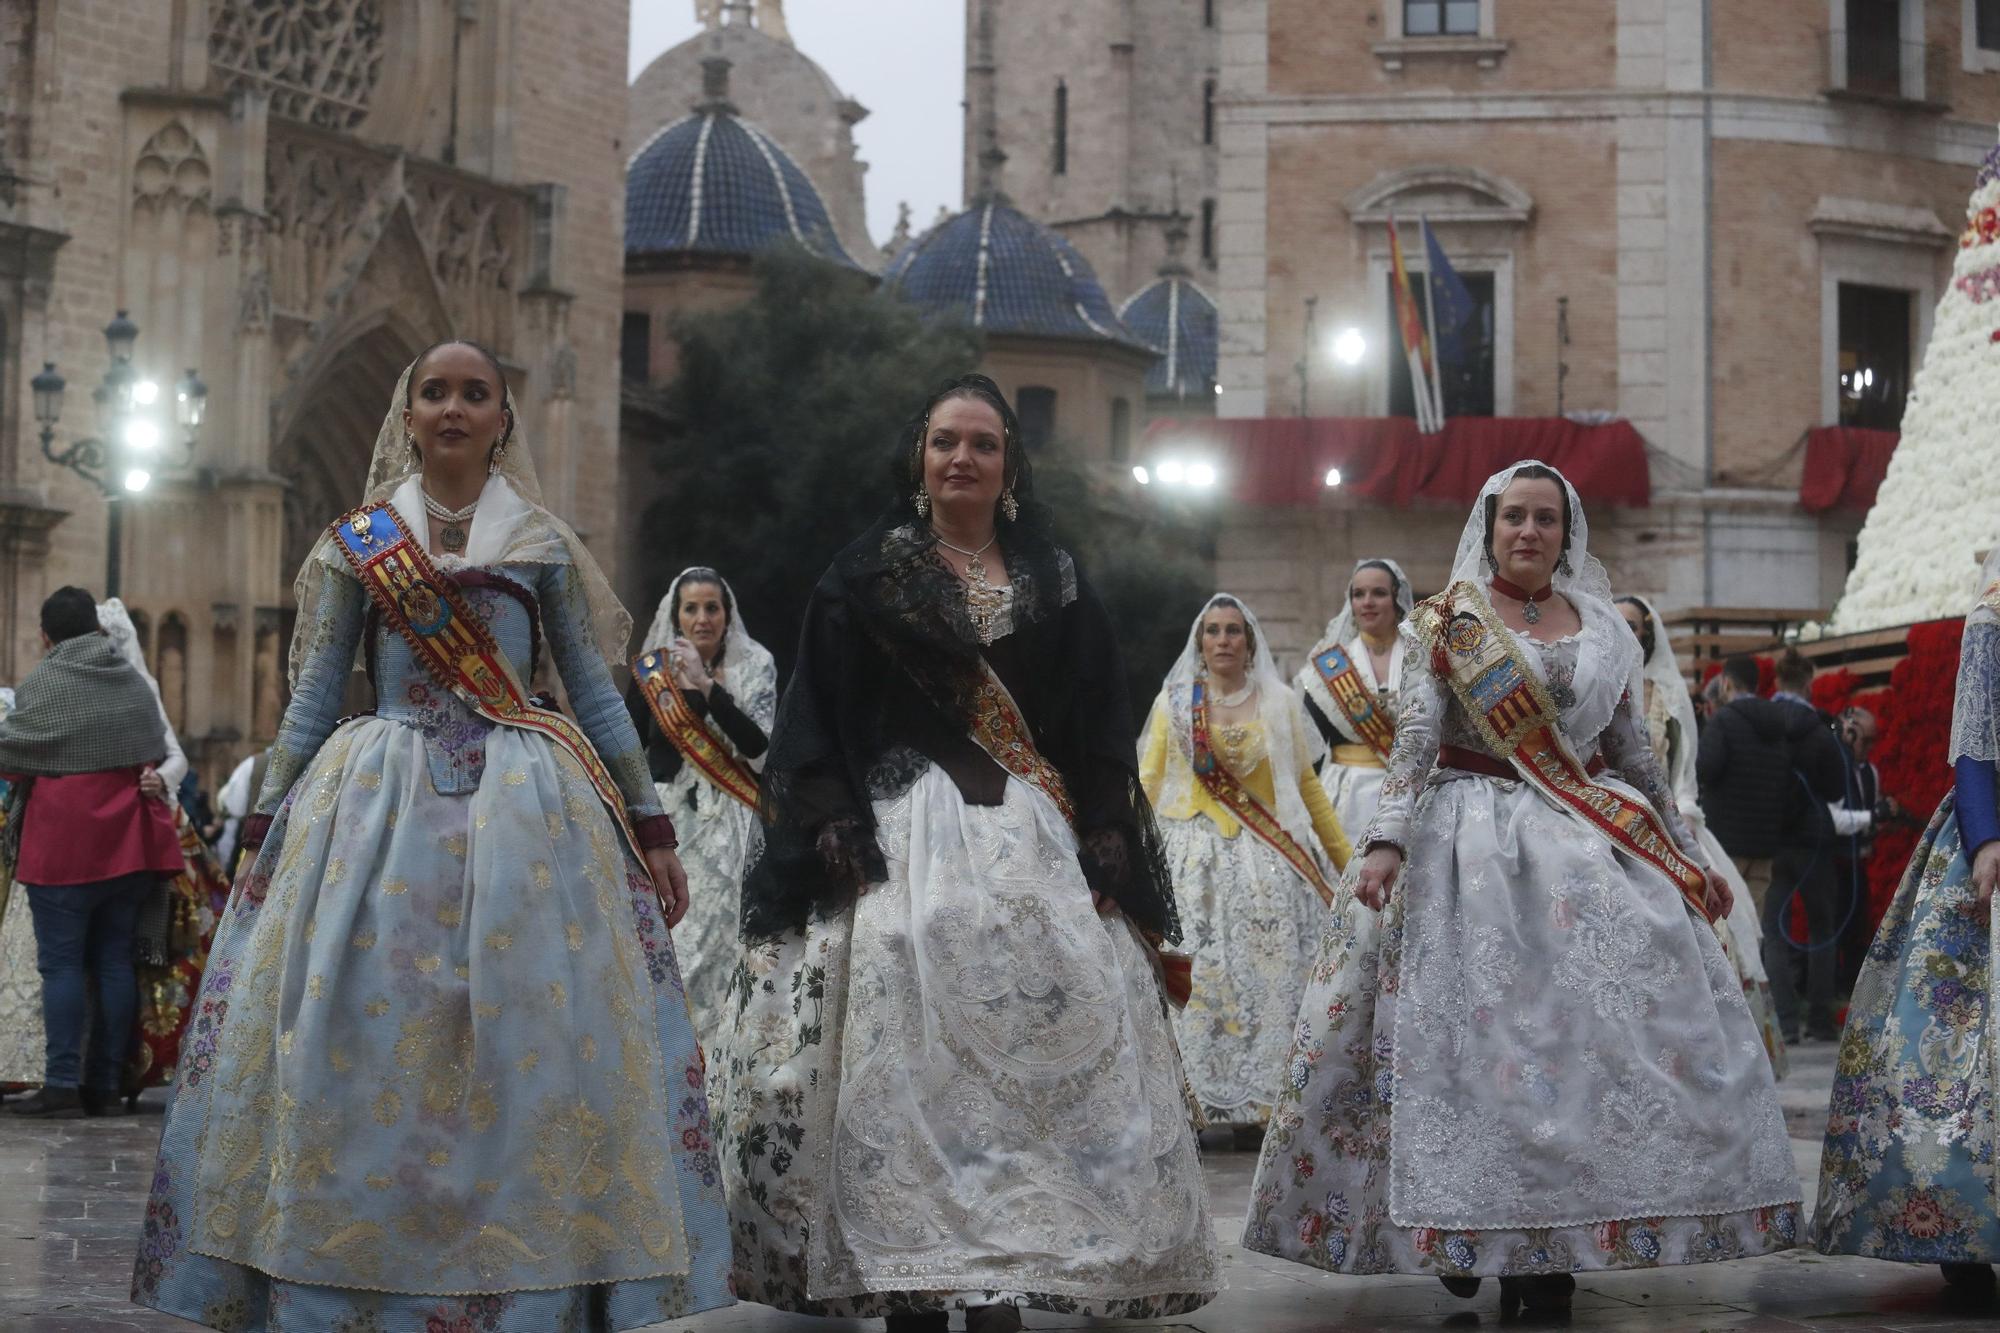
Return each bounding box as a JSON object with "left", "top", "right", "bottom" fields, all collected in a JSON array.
[
  {"left": 720, "top": 375, "right": 1218, "bottom": 1333},
  {"left": 625, "top": 567, "right": 775, "bottom": 1045},
  {"left": 1297, "top": 559, "right": 1413, "bottom": 836},
  {"left": 1140, "top": 594, "right": 1349, "bottom": 1129},
  {"left": 1242, "top": 461, "right": 1801, "bottom": 1318},
  {"left": 1617, "top": 594, "right": 1787, "bottom": 1079}
]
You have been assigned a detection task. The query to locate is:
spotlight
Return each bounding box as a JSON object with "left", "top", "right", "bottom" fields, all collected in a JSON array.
[
  {"left": 1332, "top": 328, "right": 1366, "bottom": 366},
  {"left": 1132, "top": 465, "right": 1151, "bottom": 485},
  {"left": 123, "top": 468, "right": 152, "bottom": 493},
  {"left": 124, "top": 419, "right": 162, "bottom": 452},
  {"left": 1188, "top": 462, "right": 1217, "bottom": 488},
  {"left": 1157, "top": 460, "right": 1186, "bottom": 485},
  {"left": 1324, "top": 467, "right": 1343, "bottom": 488}
]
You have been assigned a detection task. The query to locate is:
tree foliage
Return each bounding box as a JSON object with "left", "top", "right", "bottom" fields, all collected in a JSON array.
[{"left": 634, "top": 246, "right": 1211, "bottom": 711}]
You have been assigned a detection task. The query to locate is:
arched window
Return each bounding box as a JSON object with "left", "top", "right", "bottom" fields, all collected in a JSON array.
[
  {"left": 1053, "top": 80, "right": 1069, "bottom": 175},
  {"left": 1202, "top": 79, "right": 1216, "bottom": 146},
  {"left": 1200, "top": 198, "right": 1216, "bottom": 264}
]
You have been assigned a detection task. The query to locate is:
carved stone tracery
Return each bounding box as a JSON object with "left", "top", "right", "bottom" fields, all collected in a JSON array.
[{"left": 208, "top": 0, "right": 385, "bottom": 132}]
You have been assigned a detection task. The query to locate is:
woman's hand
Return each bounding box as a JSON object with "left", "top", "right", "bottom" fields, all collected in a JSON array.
[
  {"left": 645, "top": 846, "right": 690, "bottom": 928},
  {"left": 816, "top": 818, "right": 872, "bottom": 895},
  {"left": 1971, "top": 840, "right": 2000, "bottom": 923},
  {"left": 1353, "top": 845, "right": 1402, "bottom": 911},
  {"left": 138, "top": 766, "right": 170, "bottom": 804},
  {"left": 669, "top": 638, "right": 713, "bottom": 697},
  {"left": 1702, "top": 867, "right": 1734, "bottom": 923}
]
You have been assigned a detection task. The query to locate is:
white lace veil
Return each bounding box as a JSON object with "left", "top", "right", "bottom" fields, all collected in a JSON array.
[
  {"left": 98, "top": 596, "right": 189, "bottom": 790},
  {"left": 643, "top": 567, "right": 780, "bottom": 753},
  {"left": 1147, "top": 592, "right": 1324, "bottom": 852},
  {"left": 289, "top": 355, "right": 633, "bottom": 686},
  {"left": 1951, "top": 544, "right": 2000, "bottom": 763},
  {"left": 1442, "top": 460, "right": 1643, "bottom": 746},
  {"left": 1312, "top": 557, "right": 1416, "bottom": 657},
  {"left": 1624, "top": 593, "right": 1698, "bottom": 805}
]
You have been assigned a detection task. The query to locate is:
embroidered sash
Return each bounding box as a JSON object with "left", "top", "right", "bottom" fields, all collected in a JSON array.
[
  {"left": 630, "top": 651, "right": 760, "bottom": 813},
  {"left": 1418, "top": 579, "right": 1712, "bottom": 920},
  {"left": 966, "top": 661, "right": 1193, "bottom": 1009},
  {"left": 1304, "top": 639, "right": 1398, "bottom": 763},
  {"left": 1189, "top": 681, "right": 1337, "bottom": 906},
  {"left": 330, "top": 502, "right": 647, "bottom": 868}
]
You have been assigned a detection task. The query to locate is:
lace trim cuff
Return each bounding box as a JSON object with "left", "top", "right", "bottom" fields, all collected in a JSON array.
[{"left": 239, "top": 813, "right": 274, "bottom": 851}]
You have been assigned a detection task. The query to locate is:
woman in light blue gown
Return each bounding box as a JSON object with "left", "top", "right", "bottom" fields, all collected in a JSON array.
[
  {"left": 131, "top": 343, "right": 733, "bottom": 1332},
  {"left": 1810, "top": 550, "right": 2000, "bottom": 1299}
]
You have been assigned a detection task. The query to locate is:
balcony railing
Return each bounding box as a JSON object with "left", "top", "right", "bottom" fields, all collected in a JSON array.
[{"left": 1820, "top": 33, "right": 1951, "bottom": 111}]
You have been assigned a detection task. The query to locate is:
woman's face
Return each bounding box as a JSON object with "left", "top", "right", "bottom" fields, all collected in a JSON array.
[
  {"left": 1350, "top": 566, "right": 1399, "bottom": 637},
  {"left": 676, "top": 580, "right": 727, "bottom": 662},
  {"left": 921, "top": 395, "right": 1007, "bottom": 523},
  {"left": 1199, "top": 604, "right": 1251, "bottom": 678},
  {"left": 1618, "top": 600, "right": 1647, "bottom": 643},
  {"left": 403, "top": 343, "right": 507, "bottom": 479},
  {"left": 1491, "top": 475, "right": 1565, "bottom": 590}
]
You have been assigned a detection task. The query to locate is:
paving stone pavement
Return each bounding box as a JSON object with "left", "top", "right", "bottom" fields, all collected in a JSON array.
[{"left": 3, "top": 1041, "right": 1995, "bottom": 1331}]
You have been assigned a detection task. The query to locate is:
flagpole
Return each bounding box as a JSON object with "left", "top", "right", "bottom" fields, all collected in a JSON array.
[{"left": 1420, "top": 216, "right": 1445, "bottom": 429}]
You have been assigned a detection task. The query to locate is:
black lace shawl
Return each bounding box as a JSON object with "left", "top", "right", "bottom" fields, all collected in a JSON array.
[{"left": 740, "top": 508, "right": 1179, "bottom": 944}]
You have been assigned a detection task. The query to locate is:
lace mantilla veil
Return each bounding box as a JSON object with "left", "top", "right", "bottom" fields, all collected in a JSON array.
[
  {"left": 1628, "top": 593, "right": 1700, "bottom": 801},
  {"left": 1951, "top": 544, "right": 2000, "bottom": 764},
  {"left": 1149, "top": 592, "right": 1324, "bottom": 853},
  {"left": 1429, "top": 460, "right": 1645, "bottom": 746},
  {"left": 1313, "top": 557, "right": 1416, "bottom": 655},
  {"left": 288, "top": 357, "right": 633, "bottom": 686}
]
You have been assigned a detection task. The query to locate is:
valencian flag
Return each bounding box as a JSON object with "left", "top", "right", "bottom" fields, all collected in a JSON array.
[
  {"left": 1388, "top": 216, "right": 1441, "bottom": 433},
  {"left": 1422, "top": 217, "right": 1476, "bottom": 369}
]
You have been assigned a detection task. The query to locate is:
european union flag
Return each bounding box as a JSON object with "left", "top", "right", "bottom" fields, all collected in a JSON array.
[{"left": 1423, "top": 220, "right": 1476, "bottom": 367}]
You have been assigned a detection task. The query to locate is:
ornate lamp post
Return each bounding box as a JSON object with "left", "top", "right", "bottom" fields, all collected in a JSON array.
[{"left": 30, "top": 310, "right": 207, "bottom": 598}]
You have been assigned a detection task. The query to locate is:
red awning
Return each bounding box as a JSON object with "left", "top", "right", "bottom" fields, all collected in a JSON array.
[
  {"left": 1141, "top": 416, "right": 1654, "bottom": 509},
  {"left": 1799, "top": 426, "right": 1897, "bottom": 513}
]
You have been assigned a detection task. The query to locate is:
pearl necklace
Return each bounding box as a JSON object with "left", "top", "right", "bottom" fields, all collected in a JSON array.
[
  {"left": 932, "top": 528, "right": 1005, "bottom": 644},
  {"left": 1211, "top": 678, "right": 1257, "bottom": 708},
  {"left": 422, "top": 489, "right": 479, "bottom": 555}
]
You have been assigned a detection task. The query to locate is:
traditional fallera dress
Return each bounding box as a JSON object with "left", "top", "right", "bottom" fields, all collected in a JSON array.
[
  {"left": 1809, "top": 555, "right": 2000, "bottom": 1269},
  {"left": 626, "top": 568, "right": 776, "bottom": 1046},
  {"left": 1627, "top": 594, "right": 1788, "bottom": 1080},
  {"left": 1141, "top": 594, "right": 1351, "bottom": 1126},
  {"left": 721, "top": 514, "right": 1219, "bottom": 1320},
  {"left": 1244, "top": 461, "right": 1801, "bottom": 1281},
  {"left": 132, "top": 379, "right": 731, "bottom": 1333},
  {"left": 1297, "top": 558, "right": 1414, "bottom": 838},
  {"left": 0, "top": 602, "right": 231, "bottom": 1096}
]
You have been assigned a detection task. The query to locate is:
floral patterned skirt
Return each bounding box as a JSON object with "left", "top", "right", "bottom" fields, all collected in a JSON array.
[
  {"left": 720, "top": 766, "right": 1220, "bottom": 1318},
  {"left": 1242, "top": 774, "right": 1803, "bottom": 1278},
  {"left": 1163, "top": 814, "right": 1326, "bottom": 1125},
  {"left": 130, "top": 717, "right": 734, "bottom": 1331},
  {"left": 1810, "top": 795, "right": 1999, "bottom": 1264}
]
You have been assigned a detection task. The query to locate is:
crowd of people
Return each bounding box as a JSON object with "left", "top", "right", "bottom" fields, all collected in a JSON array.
[{"left": 0, "top": 344, "right": 1989, "bottom": 1331}]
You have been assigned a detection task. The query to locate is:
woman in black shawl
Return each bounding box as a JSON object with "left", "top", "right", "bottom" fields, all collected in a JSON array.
[{"left": 720, "top": 376, "right": 1218, "bottom": 1333}]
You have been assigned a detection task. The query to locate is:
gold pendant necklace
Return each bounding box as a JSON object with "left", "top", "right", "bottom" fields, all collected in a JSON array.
[
  {"left": 422, "top": 490, "right": 479, "bottom": 556},
  {"left": 933, "top": 528, "right": 1004, "bottom": 644}
]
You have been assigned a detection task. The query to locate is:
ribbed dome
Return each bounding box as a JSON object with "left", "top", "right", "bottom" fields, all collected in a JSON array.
[
  {"left": 1120, "top": 275, "right": 1218, "bottom": 398},
  {"left": 626, "top": 109, "right": 859, "bottom": 268},
  {"left": 885, "top": 198, "right": 1152, "bottom": 351}
]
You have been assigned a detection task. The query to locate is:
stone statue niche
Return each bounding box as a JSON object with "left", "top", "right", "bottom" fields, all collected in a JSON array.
[{"left": 157, "top": 614, "right": 189, "bottom": 736}]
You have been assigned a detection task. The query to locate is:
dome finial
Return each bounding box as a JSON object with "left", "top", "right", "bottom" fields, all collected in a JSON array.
[
  {"left": 1160, "top": 167, "right": 1191, "bottom": 277},
  {"left": 698, "top": 56, "right": 737, "bottom": 115}
]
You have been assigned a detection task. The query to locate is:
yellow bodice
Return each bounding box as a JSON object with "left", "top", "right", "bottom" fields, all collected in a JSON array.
[{"left": 1138, "top": 708, "right": 1352, "bottom": 871}]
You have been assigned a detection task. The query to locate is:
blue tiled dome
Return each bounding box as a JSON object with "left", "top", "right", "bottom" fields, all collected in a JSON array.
[
  {"left": 885, "top": 199, "right": 1152, "bottom": 351},
  {"left": 1120, "top": 275, "right": 1218, "bottom": 398},
  {"left": 626, "top": 110, "right": 859, "bottom": 268}
]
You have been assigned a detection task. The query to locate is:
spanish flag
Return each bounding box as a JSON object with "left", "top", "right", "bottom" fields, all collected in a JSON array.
[{"left": 1389, "top": 216, "right": 1442, "bottom": 433}]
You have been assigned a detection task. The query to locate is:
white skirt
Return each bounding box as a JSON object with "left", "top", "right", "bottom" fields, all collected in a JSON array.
[
  {"left": 1321, "top": 759, "right": 1388, "bottom": 844},
  {"left": 721, "top": 766, "right": 1219, "bottom": 1317},
  {"left": 1162, "top": 813, "right": 1325, "bottom": 1125},
  {"left": 1244, "top": 771, "right": 1802, "bottom": 1276}
]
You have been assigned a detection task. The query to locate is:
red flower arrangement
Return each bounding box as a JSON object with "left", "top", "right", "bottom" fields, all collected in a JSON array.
[{"left": 1862, "top": 619, "right": 1964, "bottom": 925}]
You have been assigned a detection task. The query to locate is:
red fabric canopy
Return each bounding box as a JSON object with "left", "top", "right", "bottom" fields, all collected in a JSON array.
[
  {"left": 1799, "top": 426, "right": 1898, "bottom": 513},
  {"left": 1141, "top": 416, "right": 1654, "bottom": 509}
]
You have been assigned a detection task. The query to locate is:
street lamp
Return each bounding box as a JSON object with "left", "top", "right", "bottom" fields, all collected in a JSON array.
[{"left": 33, "top": 310, "right": 207, "bottom": 597}]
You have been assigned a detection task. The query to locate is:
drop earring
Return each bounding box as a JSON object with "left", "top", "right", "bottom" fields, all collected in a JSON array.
[
  {"left": 913, "top": 488, "right": 930, "bottom": 518},
  {"left": 1000, "top": 489, "right": 1019, "bottom": 522}
]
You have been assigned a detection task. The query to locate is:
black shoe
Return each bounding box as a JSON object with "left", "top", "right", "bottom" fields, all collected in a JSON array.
[
  {"left": 79, "top": 1088, "right": 132, "bottom": 1118},
  {"left": 1499, "top": 1273, "right": 1575, "bottom": 1319},
  {"left": 5, "top": 1087, "right": 85, "bottom": 1119},
  {"left": 1440, "top": 1275, "right": 1482, "bottom": 1298},
  {"left": 1941, "top": 1262, "right": 1997, "bottom": 1295},
  {"left": 884, "top": 1314, "right": 949, "bottom": 1333}
]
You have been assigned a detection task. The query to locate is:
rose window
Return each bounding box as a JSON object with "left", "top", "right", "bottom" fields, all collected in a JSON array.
[{"left": 208, "top": 0, "right": 385, "bottom": 132}]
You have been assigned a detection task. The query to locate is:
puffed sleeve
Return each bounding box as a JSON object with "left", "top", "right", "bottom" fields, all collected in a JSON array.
[
  {"left": 1599, "top": 692, "right": 1709, "bottom": 868},
  {"left": 1357, "top": 626, "right": 1445, "bottom": 854},
  {"left": 243, "top": 561, "right": 368, "bottom": 842},
  {"left": 541, "top": 562, "right": 674, "bottom": 848}
]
